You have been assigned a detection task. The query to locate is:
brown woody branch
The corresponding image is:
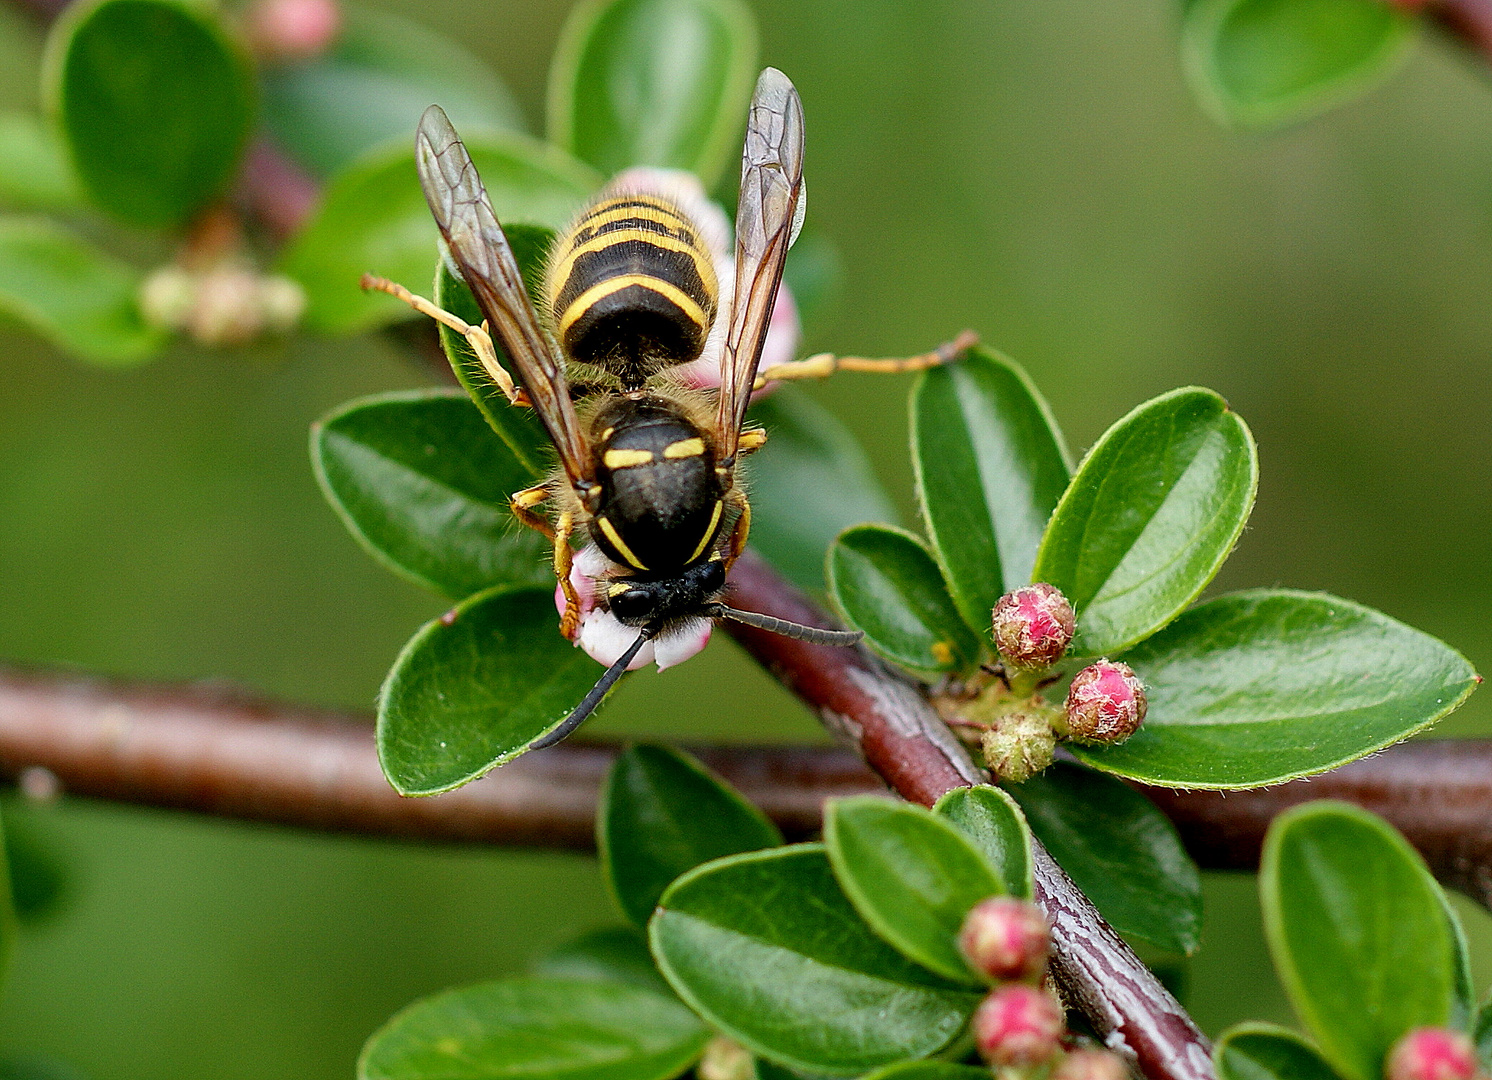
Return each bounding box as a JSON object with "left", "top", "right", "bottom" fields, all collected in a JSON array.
[{"left": 1, "top": 666, "right": 1485, "bottom": 900}]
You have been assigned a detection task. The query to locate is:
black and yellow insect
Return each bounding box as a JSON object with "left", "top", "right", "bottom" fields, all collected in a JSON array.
[{"left": 364, "top": 68, "right": 972, "bottom": 743}]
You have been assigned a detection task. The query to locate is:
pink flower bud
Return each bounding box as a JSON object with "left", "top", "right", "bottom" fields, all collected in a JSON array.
[
  {"left": 959, "top": 896, "right": 1051, "bottom": 983},
  {"left": 992, "top": 583, "right": 1075, "bottom": 670},
  {"left": 246, "top": 0, "right": 343, "bottom": 61},
  {"left": 972, "top": 984, "right": 1065, "bottom": 1068},
  {"left": 980, "top": 712, "right": 1055, "bottom": 783},
  {"left": 1064, "top": 660, "right": 1146, "bottom": 744},
  {"left": 1386, "top": 1028, "right": 1480, "bottom": 1080},
  {"left": 1053, "top": 1049, "right": 1130, "bottom": 1080}
]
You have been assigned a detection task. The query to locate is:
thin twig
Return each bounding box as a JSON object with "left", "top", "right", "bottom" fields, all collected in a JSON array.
[{"left": 718, "top": 552, "right": 1215, "bottom": 1080}]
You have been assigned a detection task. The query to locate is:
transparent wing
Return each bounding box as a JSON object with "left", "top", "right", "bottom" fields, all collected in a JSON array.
[
  {"left": 715, "top": 68, "right": 806, "bottom": 463},
  {"left": 415, "top": 105, "right": 591, "bottom": 486}
]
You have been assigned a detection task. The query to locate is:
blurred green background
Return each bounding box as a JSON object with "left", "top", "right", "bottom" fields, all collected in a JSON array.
[{"left": 2, "top": 0, "right": 1491, "bottom": 1076}]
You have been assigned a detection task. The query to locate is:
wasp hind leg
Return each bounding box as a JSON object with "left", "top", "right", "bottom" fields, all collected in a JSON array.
[
  {"left": 723, "top": 488, "right": 752, "bottom": 571},
  {"left": 361, "top": 274, "right": 528, "bottom": 406},
  {"left": 751, "top": 330, "right": 979, "bottom": 390}
]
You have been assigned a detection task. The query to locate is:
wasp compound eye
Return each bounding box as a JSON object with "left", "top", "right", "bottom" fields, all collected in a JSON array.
[{"left": 609, "top": 586, "right": 655, "bottom": 622}]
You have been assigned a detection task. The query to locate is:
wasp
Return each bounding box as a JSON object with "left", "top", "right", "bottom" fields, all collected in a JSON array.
[{"left": 364, "top": 68, "right": 973, "bottom": 745}]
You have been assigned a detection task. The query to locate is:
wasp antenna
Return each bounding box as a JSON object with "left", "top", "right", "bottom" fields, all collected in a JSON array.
[
  {"left": 529, "top": 626, "right": 656, "bottom": 750},
  {"left": 711, "top": 605, "right": 864, "bottom": 647}
]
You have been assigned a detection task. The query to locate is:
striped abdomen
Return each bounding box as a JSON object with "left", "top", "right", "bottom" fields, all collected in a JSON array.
[{"left": 546, "top": 195, "right": 719, "bottom": 389}]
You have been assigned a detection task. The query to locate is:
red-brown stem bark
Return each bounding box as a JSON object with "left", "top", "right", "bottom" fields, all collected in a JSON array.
[{"left": 719, "top": 551, "right": 1216, "bottom": 1080}]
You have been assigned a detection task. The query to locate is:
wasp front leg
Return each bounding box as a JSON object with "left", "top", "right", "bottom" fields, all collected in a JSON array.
[
  {"left": 552, "top": 511, "right": 582, "bottom": 641},
  {"left": 751, "top": 330, "right": 980, "bottom": 390},
  {"left": 510, "top": 483, "right": 556, "bottom": 539},
  {"left": 361, "top": 274, "right": 528, "bottom": 406}
]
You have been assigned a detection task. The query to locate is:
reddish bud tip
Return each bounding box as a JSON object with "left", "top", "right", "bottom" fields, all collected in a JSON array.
[
  {"left": 246, "top": 0, "right": 343, "bottom": 61},
  {"left": 981, "top": 711, "right": 1055, "bottom": 783},
  {"left": 1053, "top": 1049, "right": 1131, "bottom": 1080},
  {"left": 972, "top": 984, "right": 1065, "bottom": 1068},
  {"left": 1064, "top": 660, "right": 1146, "bottom": 744},
  {"left": 992, "top": 583, "right": 1075, "bottom": 670},
  {"left": 1386, "top": 1028, "right": 1480, "bottom": 1080},
  {"left": 959, "top": 896, "right": 1051, "bottom": 983}
]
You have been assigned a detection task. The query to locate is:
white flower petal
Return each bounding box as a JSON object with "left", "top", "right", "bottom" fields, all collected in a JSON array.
[{"left": 652, "top": 619, "right": 714, "bottom": 671}]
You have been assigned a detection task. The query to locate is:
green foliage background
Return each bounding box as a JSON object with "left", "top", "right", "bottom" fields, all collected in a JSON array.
[{"left": 1, "top": 0, "right": 1491, "bottom": 1077}]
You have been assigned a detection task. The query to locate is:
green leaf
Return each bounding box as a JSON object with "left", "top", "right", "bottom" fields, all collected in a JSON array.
[
  {"left": 1032, "top": 387, "right": 1257, "bottom": 657},
  {"left": 1261, "top": 802, "right": 1457, "bottom": 1080},
  {"left": 282, "top": 135, "right": 597, "bottom": 335},
  {"left": 433, "top": 241, "right": 555, "bottom": 475},
  {"left": 650, "top": 845, "right": 978, "bottom": 1075},
  {"left": 860, "top": 1065, "right": 993, "bottom": 1080},
  {"left": 1475, "top": 996, "right": 1492, "bottom": 1074},
  {"left": 262, "top": 4, "right": 524, "bottom": 179},
  {"left": 1443, "top": 891, "right": 1474, "bottom": 1030},
  {"left": 532, "top": 926, "right": 674, "bottom": 999},
  {"left": 828, "top": 525, "right": 982, "bottom": 677},
  {"left": 358, "top": 975, "right": 709, "bottom": 1080},
  {"left": 1070, "top": 589, "right": 1479, "bottom": 789},
  {"left": 0, "top": 809, "right": 15, "bottom": 986},
  {"left": 1215, "top": 1023, "right": 1342, "bottom": 1080},
  {"left": 932, "top": 784, "right": 1034, "bottom": 900},
  {"left": 1182, "top": 0, "right": 1416, "bottom": 129},
  {"left": 912, "top": 347, "right": 1070, "bottom": 636},
  {"left": 45, "top": 0, "right": 253, "bottom": 227},
  {"left": 0, "top": 216, "right": 163, "bottom": 365},
  {"left": 600, "top": 744, "right": 782, "bottom": 929},
  {"left": 377, "top": 586, "right": 601, "bottom": 795},
  {"left": 548, "top": 0, "right": 758, "bottom": 188},
  {"left": 744, "top": 387, "right": 898, "bottom": 594},
  {"left": 1007, "top": 762, "right": 1201, "bottom": 955},
  {"left": 311, "top": 389, "right": 550, "bottom": 600},
  {"left": 4, "top": 816, "right": 68, "bottom": 925},
  {"left": 0, "top": 113, "right": 82, "bottom": 209},
  {"left": 824, "top": 797, "right": 1004, "bottom": 985},
  {"left": 781, "top": 229, "right": 842, "bottom": 334}
]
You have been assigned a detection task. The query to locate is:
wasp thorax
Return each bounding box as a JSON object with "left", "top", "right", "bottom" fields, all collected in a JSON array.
[
  {"left": 546, "top": 195, "right": 719, "bottom": 389},
  {"left": 588, "top": 396, "right": 726, "bottom": 576}
]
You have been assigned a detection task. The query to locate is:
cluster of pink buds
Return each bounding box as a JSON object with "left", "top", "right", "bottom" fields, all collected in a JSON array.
[
  {"left": 959, "top": 896, "right": 1128, "bottom": 1077},
  {"left": 1386, "top": 1028, "right": 1486, "bottom": 1080}
]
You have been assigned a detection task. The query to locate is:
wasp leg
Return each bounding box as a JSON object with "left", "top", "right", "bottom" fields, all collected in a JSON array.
[
  {"left": 361, "top": 274, "right": 527, "bottom": 406},
  {"left": 553, "top": 510, "right": 582, "bottom": 641},
  {"left": 510, "top": 484, "right": 556, "bottom": 540},
  {"left": 751, "top": 330, "right": 979, "bottom": 390},
  {"left": 736, "top": 428, "right": 768, "bottom": 456},
  {"left": 723, "top": 488, "right": 752, "bottom": 570}
]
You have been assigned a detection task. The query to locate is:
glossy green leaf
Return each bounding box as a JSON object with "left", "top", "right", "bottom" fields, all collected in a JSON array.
[
  {"left": 824, "top": 797, "right": 1004, "bottom": 984},
  {"left": 1261, "top": 802, "right": 1457, "bottom": 1080},
  {"left": 1008, "top": 762, "right": 1201, "bottom": 954},
  {"left": 45, "top": 0, "right": 253, "bottom": 226},
  {"left": 433, "top": 243, "right": 554, "bottom": 476},
  {"left": 0, "top": 809, "right": 15, "bottom": 986},
  {"left": 828, "top": 525, "right": 981, "bottom": 677},
  {"left": 1444, "top": 891, "right": 1474, "bottom": 1030},
  {"left": 1182, "top": 0, "right": 1415, "bottom": 129},
  {"left": 547, "top": 0, "right": 758, "bottom": 187},
  {"left": 358, "top": 975, "right": 709, "bottom": 1080},
  {"left": 1475, "top": 996, "right": 1492, "bottom": 1074},
  {"left": 282, "top": 135, "right": 597, "bottom": 335},
  {"left": 1215, "top": 1023, "right": 1341, "bottom": 1080},
  {"left": 1032, "top": 387, "right": 1257, "bottom": 657},
  {"left": 651, "top": 845, "right": 978, "bottom": 1075},
  {"left": 912, "top": 347, "right": 1070, "bottom": 636},
  {"left": 932, "top": 784, "right": 1034, "bottom": 900},
  {"left": 533, "top": 926, "right": 674, "bottom": 999},
  {"left": 600, "top": 744, "right": 782, "bottom": 929},
  {"left": 744, "top": 387, "right": 898, "bottom": 594},
  {"left": 0, "top": 113, "right": 81, "bottom": 209},
  {"left": 1071, "top": 590, "right": 1479, "bottom": 789},
  {"left": 263, "top": 4, "right": 524, "bottom": 179},
  {"left": 860, "top": 1065, "right": 992, "bottom": 1080},
  {"left": 0, "top": 216, "right": 162, "bottom": 365},
  {"left": 312, "top": 389, "right": 548, "bottom": 599},
  {"left": 377, "top": 586, "right": 601, "bottom": 795}
]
